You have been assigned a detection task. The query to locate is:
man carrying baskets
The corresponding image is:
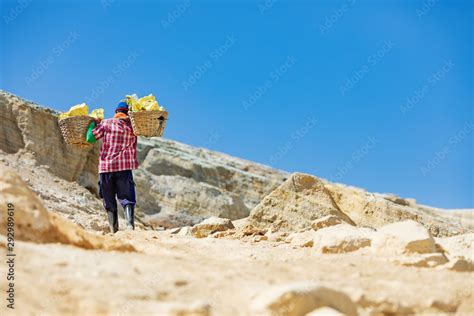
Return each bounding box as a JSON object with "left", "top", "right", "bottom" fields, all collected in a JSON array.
[{"left": 87, "top": 101, "right": 138, "bottom": 233}]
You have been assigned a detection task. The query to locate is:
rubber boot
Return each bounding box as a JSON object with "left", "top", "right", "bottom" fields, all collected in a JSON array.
[
  {"left": 119, "top": 208, "right": 126, "bottom": 220},
  {"left": 107, "top": 210, "right": 119, "bottom": 234},
  {"left": 124, "top": 204, "right": 135, "bottom": 230}
]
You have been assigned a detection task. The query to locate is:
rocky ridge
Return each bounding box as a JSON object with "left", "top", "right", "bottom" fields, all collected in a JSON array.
[
  {"left": 0, "top": 90, "right": 473, "bottom": 315},
  {"left": 0, "top": 90, "right": 286, "bottom": 229},
  {"left": 1, "top": 90, "right": 471, "bottom": 234}
]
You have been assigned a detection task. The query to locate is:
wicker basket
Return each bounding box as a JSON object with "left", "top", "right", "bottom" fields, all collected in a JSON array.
[
  {"left": 129, "top": 110, "right": 168, "bottom": 137},
  {"left": 58, "top": 115, "right": 93, "bottom": 148}
]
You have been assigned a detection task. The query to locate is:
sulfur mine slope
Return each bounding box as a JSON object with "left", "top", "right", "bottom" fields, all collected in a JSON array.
[{"left": 0, "top": 90, "right": 473, "bottom": 316}]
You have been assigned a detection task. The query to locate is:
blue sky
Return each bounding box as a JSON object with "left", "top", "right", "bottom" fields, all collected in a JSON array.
[{"left": 1, "top": 0, "right": 472, "bottom": 208}]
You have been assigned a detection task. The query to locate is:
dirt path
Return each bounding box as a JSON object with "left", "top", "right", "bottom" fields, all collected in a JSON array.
[{"left": 1, "top": 230, "right": 472, "bottom": 315}]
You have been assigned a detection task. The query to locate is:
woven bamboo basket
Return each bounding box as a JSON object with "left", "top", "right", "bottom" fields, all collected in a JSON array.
[
  {"left": 129, "top": 110, "right": 168, "bottom": 137},
  {"left": 58, "top": 115, "right": 93, "bottom": 148}
]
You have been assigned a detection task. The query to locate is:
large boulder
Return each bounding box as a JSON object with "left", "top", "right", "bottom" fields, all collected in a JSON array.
[
  {"left": 251, "top": 282, "right": 357, "bottom": 316},
  {"left": 372, "top": 220, "right": 437, "bottom": 255},
  {"left": 286, "top": 225, "right": 373, "bottom": 253},
  {"left": 0, "top": 164, "right": 134, "bottom": 251},
  {"left": 325, "top": 182, "right": 468, "bottom": 237},
  {"left": 286, "top": 230, "right": 318, "bottom": 248},
  {"left": 436, "top": 234, "right": 474, "bottom": 272},
  {"left": 248, "top": 173, "right": 355, "bottom": 232},
  {"left": 312, "top": 225, "right": 373, "bottom": 254},
  {"left": 248, "top": 172, "right": 469, "bottom": 237},
  {"left": 311, "top": 215, "right": 343, "bottom": 231},
  {"left": 191, "top": 217, "right": 235, "bottom": 238},
  {"left": 436, "top": 233, "right": 474, "bottom": 262}
]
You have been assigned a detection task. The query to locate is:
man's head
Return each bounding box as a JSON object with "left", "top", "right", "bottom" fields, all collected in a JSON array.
[{"left": 115, "top": 101, "right": 129, "bottom": 115}]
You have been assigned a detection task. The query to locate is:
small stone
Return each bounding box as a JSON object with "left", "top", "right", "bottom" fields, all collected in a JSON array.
[
  {"left": 211, "top": 230, "right": 235, "bottom": 238},
  {"left": 311, "top": 215, "right": 343, "bottom": 231},
  {"left": 191, "top": 217, "right": 234, "bottom": 238},
  {"left": 174, "top": 280, "right": 189, "bottom": 287},
  {"left": 253, "top": 235, "right": 268, "bottom": 242},
  {"left": 251, "top": 282, "right": 357, "bottom": 316},
  {"left": 286, "top": 230, "right": 317, "bottom": 248},
  {"left": 313, "top": 225, "right": 373, "bottom": 254},
  {"left": 372, "top": 220, "right": 437, "bottom": 255},
  {"left": 169, "top": 227, "right": 182, "bottom": 234},
  {"left": 177, "top": 226, "right": 192, "bottom": 236}
]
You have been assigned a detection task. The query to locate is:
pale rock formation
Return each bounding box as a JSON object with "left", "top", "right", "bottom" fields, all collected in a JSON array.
[
  {"left": 436, "top": 233, "right": 474, "bottom": 262},
  {"left": 232, "top": 217, "right": 251, "bottom": 230},
  {"left": 135, "top": 137, "right": 286, "bottom": 226},
  {"left": 0, "top": 164, "right": 134, "bottom": 251},
  {"left": 370, "top": 221, "right": 454, "bottom": 269},
  {"left": 248, "top": 173, "right": 355, "bottom": 232},
  {"left": 137, "top": 138, "right": 287, "bottom": 210},
  {"left": 311, "top": 215, "right": 343, "bottom": 231},
  {"left": 251, "top": 282, "right": 357, "bottom": 316},
  {"left": 191, "top": 217, "right": 235, "bottom": 238},
  {"left": 1, "top": 90, "right": 474, "bottom": 315},
  {"left": 286, "top": 230, "right": 317, "bottom": 248},
  {"left": 0, "top": 91, "right": 99, "bottom": 191},
  {"left": 248, "top": 172, "right": 469, "bottom": 237},
  {"left": 209, "top": 223, "right": 268, "bottom": 240},
  {"left": 436, "top": 234, "right": 474, "bottom": 272},
  {"left": 2, "top": 90, "right": 471, "bottom": 234},
  {"left": 178, "top": 227, "right": 193, "bottom": 237},
  {"left": 312, "top": 225, "right": 374, "bottom": 254},
  {"left": 372, "top": 220, "right": 437, "bottom": 255},
  {"left": 439, "top": 258, "right": 474, "bottom": 272},
  {"left": 0, "top": 151, "right": 144, "bottom": 232},
  {"left": 325, "top": 182, "right": 467, "bottom": 237},
  {"left": 285, "top": 225, "right": 374, "bottom": 253},
  {"left": 169, "top": 226, "right": 193, "bottom": 237},
  {"left": 436, "top": 209, "right": 474, "bottom": 231},
  {"left": 137, "top": 171, "right": 249, "bottom": 228},
  {"left": 0, "top": 90, "right": 287, "bottom": 228}
]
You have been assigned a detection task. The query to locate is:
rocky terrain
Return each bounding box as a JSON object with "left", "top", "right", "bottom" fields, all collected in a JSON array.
[
  {"left": 0, "top": 90, "right": 473, "bottom": 315},
  {"left": 0, "top": 90, "right": 286, "bottom": 230}
]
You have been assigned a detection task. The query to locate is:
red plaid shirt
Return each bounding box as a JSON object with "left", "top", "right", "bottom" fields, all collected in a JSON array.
[{"left": 92, "top": 118, "right": 138, "bottom": 173}]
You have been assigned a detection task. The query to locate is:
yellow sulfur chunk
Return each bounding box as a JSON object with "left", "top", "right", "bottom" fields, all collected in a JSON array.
[
  {"left": 68, "top": 103, "right": 89, "bottom": 116},
  {"left": 126, "top": 94, "right": 143, "bottom": 112},
  {"left": 126, "top": 93, "right": 166, "bottom": 112},
  {"left": 90, "top": 108, "right": 104, "bottom": 119},
  {"left": 139, "top": 94, "right": 160, "bottom": 111},
  {"left": 59, "top": 103, "right": 89, "bottom": 119},
  {"left": 59, "top": 112, "right": 70, "bottom": 120}
]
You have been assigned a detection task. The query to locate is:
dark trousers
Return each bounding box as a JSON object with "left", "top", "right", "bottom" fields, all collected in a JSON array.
[{"left": 98, "top": 170, "right": 136, "bottom": 212}]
